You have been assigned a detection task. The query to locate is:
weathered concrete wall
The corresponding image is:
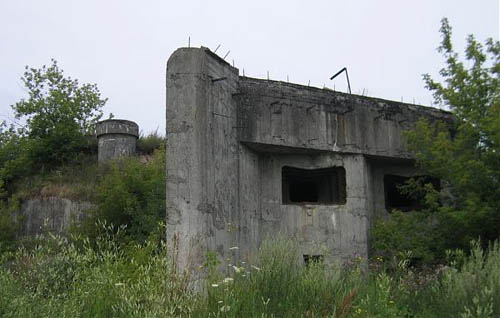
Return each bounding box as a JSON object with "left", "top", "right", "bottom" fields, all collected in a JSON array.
[
  {"left": 15, "top": 197, "right": 92, "bottom": 236},
  {"left": 97, "top": 119, "right": 139, "bottom": 163},
  {"left": 166, "top": 48, "right": 240, "bottom": 274},
  {"left": 166, "top": 47, "right": 454, "bottom": 272},
  {"left": 237, "top": 77, "right": 452, "bottom": 158},
  {"left": 255, "top": 153, "right": 371, "bottom": 263}
]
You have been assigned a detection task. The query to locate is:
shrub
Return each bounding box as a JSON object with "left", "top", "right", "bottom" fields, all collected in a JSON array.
[
  {"left": 371, "top": 210, "right": 443, "bottom": 265},
  {"left": 136, "top": 130, "right": 165, "bottom": 155},
  {"left": 79, "top": 147, "right": 165, "bottom": 244},
  {"left": 426, "top": 241, "right": 500, "bottom": 317}
]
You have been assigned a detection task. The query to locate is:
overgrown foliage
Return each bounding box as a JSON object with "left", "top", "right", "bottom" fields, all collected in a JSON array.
[
  {"left": 137, "top": 129, "right": 165, "bottom": 155},
  {"left": 0, "top": 60, "right": 107, "bottom": 250},
  {"left": 8, "top": 59, "right": 105, "bottom": 173},
  {"left": 0, "top": 59, "right": 106, "bottom": 198},
  {"left": 1, "top": 234, "right": 499, "bottom": 317},
  {"left": 78, "top": 148, "right": 166, "bottom": 244},
  {"left": 0, "top": 223, "right": 194, "bottom": 317},
  {"left": 196, "top": 237, "right": 359, "bottom": 317},
  {"left": 373, "top": 18, "right": 500, "bottom": 262}
]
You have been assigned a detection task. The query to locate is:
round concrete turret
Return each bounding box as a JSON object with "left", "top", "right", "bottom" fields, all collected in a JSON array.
[{"left": 96, "top": 119, "right": 139, "bottom": 163}]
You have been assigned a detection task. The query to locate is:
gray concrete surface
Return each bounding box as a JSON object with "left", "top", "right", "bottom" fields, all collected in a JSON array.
[
  {"left": 14, "top": 197, "right": 93, "bottom": 236},
  {"left": 97, "top": 119, "right": 139, "bottom": 163},
  {"left": 165, "top": 47, "right": 454, "bottom": 274}
]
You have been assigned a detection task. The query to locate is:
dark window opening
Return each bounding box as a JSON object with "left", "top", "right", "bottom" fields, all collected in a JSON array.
[
  {"left": 384, "top": 175, "right": 440, "bottom": 212},
  {"left": 303, "top": 254, "right": 324, "bottom": 266},
  {"left": 282, "top": 166, "right": 346, "bottom": 205},
  {"left": 290, "top": 181, "right": 318, "bottom": 202}
]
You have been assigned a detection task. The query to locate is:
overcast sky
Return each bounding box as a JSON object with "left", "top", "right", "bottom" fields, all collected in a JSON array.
[{"left": 1, "top": 1, "right": 498, "bottom": 134}]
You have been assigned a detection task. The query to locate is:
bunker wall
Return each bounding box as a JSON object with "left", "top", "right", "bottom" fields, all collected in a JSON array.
[{"left": 166, "top": 47, "right": 454, "bottom": 272}]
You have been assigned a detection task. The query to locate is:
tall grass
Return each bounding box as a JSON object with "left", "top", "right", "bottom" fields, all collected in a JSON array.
[
  {"left": 0, "top": 223, "right": 194, "bottom": 317},
  {"left": 1, "top": 232, "right": 499, "bottom": 317},
  {"left": 195, "top": 238, "right": 500, "bottom": 317},
  {"left": 194, "top": 237, "right": 360, "bottom": 317}
]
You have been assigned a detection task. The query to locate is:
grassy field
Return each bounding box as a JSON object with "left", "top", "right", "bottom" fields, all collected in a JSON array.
[{"left": 1, "top": 227, "right": 499, "bottom": 318}]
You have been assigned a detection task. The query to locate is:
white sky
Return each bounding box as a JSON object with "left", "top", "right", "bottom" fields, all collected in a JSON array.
[{"left": 0, "top": 0, "right": 498, "bottom": 134}]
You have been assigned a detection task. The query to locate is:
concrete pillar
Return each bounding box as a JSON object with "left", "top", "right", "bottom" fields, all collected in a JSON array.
[
  {"left": 166, "top": 47, "right": 240, "bottom": 274},
  {"left": 96, "top": 119, "right": 139, "bottom": 163}
]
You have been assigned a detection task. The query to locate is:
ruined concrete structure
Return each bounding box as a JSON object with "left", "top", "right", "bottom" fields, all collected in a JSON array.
[
  {"left": 14, "top": 119, "right": 139, "bottom": 237},
  {"left": 166, "top": 47, "right": 452, "bottom": 271},
  {"left": 15, "top": 198, "right": 92, "bottom": 236},
  {"left": 96, "top": 119, "right": 139, "bottom": 163}
]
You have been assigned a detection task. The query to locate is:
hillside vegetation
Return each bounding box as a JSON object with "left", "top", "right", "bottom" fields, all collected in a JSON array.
[{"left": 0, "top": 18, "right": 499, "bottom": 317}]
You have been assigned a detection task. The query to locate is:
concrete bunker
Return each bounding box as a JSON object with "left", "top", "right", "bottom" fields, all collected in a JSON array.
[{"left": 165, "top": 47, "right": 454, "bottom": 273}]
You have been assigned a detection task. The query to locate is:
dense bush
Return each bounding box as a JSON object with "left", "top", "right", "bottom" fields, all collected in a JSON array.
[
  {"left": 0, "top": 60, "right": 107, "bottom": 249},
  {"left": 137, "top": 130, "right": 165, "bottom": 155},
  {"left": 0, "top": 133, "right": 165, "bottom": 251},
  {"left": 0, "top": 195, "right": 21, "bottom": 253},
  {"left": 372, "top": 18, "right": 500, "bottom": 262},
  {"left": 372, "top": 211, "right": 441, "bottom": 264},
  {"left": 79, "top": 147, "right": 166, "bottom": 244}
]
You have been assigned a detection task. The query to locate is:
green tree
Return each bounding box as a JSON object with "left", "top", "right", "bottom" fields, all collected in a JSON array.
[
  {"left": 12, "top": 59, "right": 106, "bottom": 168},
  {"left": 0, "top": 60, "right": 107, "bottom": 248},
  {"left": 373, "top": 18, "right": 500, "bottom": 261}
]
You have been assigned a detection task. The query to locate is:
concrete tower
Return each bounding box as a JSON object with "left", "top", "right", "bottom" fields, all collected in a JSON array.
[{"left": 96, "top": 119, "right": 139, "bottom": 163}]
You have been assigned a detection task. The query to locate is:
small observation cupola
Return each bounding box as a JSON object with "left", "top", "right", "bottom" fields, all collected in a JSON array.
[{"left": 96, "top": 119, "right": 139, "bottom": 163}]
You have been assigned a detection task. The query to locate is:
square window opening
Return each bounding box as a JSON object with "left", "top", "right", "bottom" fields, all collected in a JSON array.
[
  {"left": 282, "top": 166, "right": 346, "bottom": 205},
  {"left": 384, "top": 175, "right": 440, "bottom": 212},
  {"left": 303, "top": 254, "right": 324, "bottom": 266}
]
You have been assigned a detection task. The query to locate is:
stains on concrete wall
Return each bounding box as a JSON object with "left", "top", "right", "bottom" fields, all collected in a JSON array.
[
  {"left": 14, "top": 197, "right": 92, "bottom": 236},
  {"left": 166, "top": 47, "right": 454, "bottom": 272},
  {"left": 97, "top": 119, "right": 139, "bottom": 163},
  {"left": 237, "top": 77, "right": 452, "bottom": 158}
]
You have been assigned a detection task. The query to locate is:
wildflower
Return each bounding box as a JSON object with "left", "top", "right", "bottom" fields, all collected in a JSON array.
[
  {"left": 229, "top": 246, "right": 239, "bottom": 250},
  {"left": 211, "top": 284, "right": 219, "bottom": 288},
  {"left": 232, "top": 265, "right": 243, "bottom": 273},
  {"left": 251, "top": 265, "right": 261, "bottom": 271},
  {"left": 223, "top": 277, "right": 234, "bottom": 284},
  {"left": 220, "top": 305, "right": 230, "bottom": 312}
]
